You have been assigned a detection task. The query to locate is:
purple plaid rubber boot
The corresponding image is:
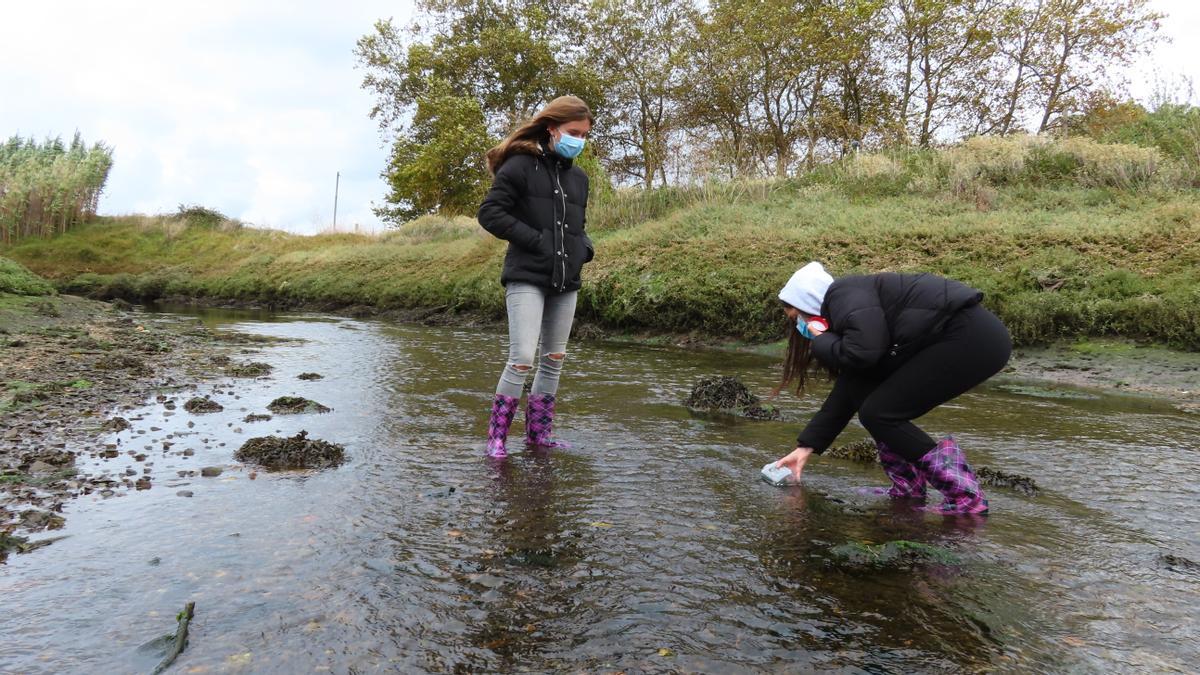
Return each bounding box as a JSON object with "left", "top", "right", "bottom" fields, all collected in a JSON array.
[
  {"left": 914, "top": 437, "right": 989, "bottom": 515},
  {"left": 486, "top": 394, "right": 520, "bottom": 459},
  {"left": 525, "top": 393, "right": 570, "bottom": 449},
  {"left": 860, "top": 441, "right": 928, "bottom": 499}
]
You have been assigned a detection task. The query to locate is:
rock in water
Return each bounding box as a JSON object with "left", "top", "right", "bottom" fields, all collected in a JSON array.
[
  {"left": 685, "top": 376, "right": 781, "bottom": 421},
  {"left": 235, "top": 430, "right": 345, "bottom": 470}
]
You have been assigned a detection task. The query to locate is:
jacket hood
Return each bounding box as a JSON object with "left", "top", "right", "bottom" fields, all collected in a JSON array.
[{"left": 779, "top": 261, "right": 834, "bottom": 315}]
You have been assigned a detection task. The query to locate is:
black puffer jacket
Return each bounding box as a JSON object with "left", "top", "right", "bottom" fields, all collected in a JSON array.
[
  {"left": 477, "top": 148, "right": 594, "bottom": 292},
  {"left": 811, "top": 272, "right": 983, "bottom": 373},
  {"left": 796, "top": 272, "right": 985, "bottom": 453}
]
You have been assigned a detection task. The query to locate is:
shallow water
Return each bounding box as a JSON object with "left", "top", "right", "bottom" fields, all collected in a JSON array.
[{"left": 2, "top": 309, "right": 1198, "bottom": 673}]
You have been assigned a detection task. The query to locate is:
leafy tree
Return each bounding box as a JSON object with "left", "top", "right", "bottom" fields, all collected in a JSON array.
[
  {"left": 887, "top": 0, "right": 1004, "bottom": 146},
  {"left": 375, "top": 82, "right": 493, "bottom": 223},
  {"left": 588, "top": 0, "right": 691, "bottom": 187},
  {"left": 356, "top": 0, "right": 1167, "bottom": 197},
  {"left": 356, "top": 0, "right": 605, "bottom": 224},
  {"left": 1027, "top": 0, "right": 1162, "bottom": 132}
]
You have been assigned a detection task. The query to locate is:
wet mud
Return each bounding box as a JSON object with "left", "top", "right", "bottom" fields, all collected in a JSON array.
[{"left": 0, "top": 294, "right": 296, "bottom": 557}]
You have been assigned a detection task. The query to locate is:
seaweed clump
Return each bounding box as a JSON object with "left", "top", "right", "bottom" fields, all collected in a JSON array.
[
  {"left": 235, "top": 430, "right": 345, "bottom": 470},
  {"left": 827, "top": 540, "right": 961, "bottom": 570},
  {"left": 684, "top": 376, "right": 780, "bottom": 421},
  {"left": 824, "top": 439, "right": 878, "bottom": 463},
  {"left": 183, "top": 397, "right": 223, "bottom": 414},
  {"left": 976, "top": 466, "right": 1040, "bottom": 496},
  {"left": 267, "top": 396, "right": 331, "bottom": 414},
  {"left": 227, "top": 361, "right": 272, "bottom": 377}
]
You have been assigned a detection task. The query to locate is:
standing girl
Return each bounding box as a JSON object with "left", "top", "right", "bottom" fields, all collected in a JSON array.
[
  {"left": 477, "top": 96, "right": 595, "bottom": 459},
  {"left": 772, "top": 262, "right": 1012, "bottom": 514}
]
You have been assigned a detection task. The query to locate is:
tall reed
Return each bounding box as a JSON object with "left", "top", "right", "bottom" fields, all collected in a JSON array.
[{"left": 0, "top": 133, "right": 113, "bottom": 244}]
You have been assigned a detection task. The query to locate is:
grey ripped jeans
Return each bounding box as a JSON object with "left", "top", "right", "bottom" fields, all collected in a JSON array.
[{"left": 494, "top": 282, "right": 578, "bottom": 399}]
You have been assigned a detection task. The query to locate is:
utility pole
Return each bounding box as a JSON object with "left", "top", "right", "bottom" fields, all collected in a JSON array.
[{"left": 333, "top": 171, "right": 340, "bottom": 229}]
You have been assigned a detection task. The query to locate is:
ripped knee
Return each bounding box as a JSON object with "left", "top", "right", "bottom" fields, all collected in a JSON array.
[
  {"left": 508, "top": 362, "right": 532, "bottom": 373},
  {"left": 544, "top": 352, "right": 566, "bottom": 362}
]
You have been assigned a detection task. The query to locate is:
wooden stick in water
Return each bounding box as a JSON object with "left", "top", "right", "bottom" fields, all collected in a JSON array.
[{"left": 151, "top": 601, "right": 195, "bottom": 675}]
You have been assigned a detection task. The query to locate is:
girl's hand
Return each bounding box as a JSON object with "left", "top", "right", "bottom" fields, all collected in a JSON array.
[{"left": 774, "top": 446, "right": 815, "bottom": 482}]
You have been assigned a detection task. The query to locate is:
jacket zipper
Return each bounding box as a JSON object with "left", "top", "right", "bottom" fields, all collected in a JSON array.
[{"left": 553, "top": 163, "right": 567, "bottom": 291}]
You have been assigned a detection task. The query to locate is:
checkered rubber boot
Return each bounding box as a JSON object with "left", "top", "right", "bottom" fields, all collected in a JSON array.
[
  {"left": 525, "top": 393, "right": 570, "bottom": 449},
  {"left": 486, "top": 394, "right": 519, "bottom": 459},
  {"left": 914, "top": 437, "right": 989, "bottom": 515},
  {"left": 859, "top": 441, "right": 928, "bottom": 499}
]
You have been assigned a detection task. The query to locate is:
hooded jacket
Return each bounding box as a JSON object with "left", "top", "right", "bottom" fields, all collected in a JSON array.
[
  {"left": 477, "top": 147, "right": 594, "bottom": 293},
  {"left": 797, "top": 272, "right": 984, "bottom": 452},
  {"left": 810, "top": 272, "right": 983, "bottom": 373}
]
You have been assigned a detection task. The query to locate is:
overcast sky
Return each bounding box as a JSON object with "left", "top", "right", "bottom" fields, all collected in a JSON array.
[{"left": 1, "top": 0, "right": 1196, "bottom": 235}]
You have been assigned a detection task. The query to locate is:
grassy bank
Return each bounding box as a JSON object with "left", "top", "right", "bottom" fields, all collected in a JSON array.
[{"left": 3, "top": 138, "right": 1199, "bottom": 349}]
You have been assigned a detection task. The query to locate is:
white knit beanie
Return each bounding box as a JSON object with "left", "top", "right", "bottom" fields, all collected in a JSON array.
[{"left": 778, "top": 261, "right": 833, "bottom": 315}]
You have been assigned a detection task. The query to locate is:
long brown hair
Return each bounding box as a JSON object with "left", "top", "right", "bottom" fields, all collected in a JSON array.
[
  {"left": 486, "top": 95, "right": 594, "bottom": 175},
  {"left": 774, "top": 303, "right": 835, "bottom": 397}
]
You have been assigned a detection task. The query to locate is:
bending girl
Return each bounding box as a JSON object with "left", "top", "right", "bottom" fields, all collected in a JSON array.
[{"left": 773, "top": 262, "right": 1011, "bottom": 514}]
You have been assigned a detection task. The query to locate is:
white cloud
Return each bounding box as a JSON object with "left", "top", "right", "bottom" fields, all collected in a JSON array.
[{"left": 0, "top": 0, "right": 413, "bottom": 234}]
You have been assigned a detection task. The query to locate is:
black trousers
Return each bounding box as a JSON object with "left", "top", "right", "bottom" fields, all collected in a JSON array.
[{"left": 797, "top": 304, "right": 1012, "bottom": 462}]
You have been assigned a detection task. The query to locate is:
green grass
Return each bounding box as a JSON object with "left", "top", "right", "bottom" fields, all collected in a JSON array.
[
  {"left": 3, "top": 140, "right": 1199, "bottom": 350},
  {"left": 0, "top": 256, "right": 55, "bottom": 295}
]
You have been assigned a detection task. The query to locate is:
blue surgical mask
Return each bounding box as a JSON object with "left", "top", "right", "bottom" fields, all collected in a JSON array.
[
  {"left": 797, "top": 318, "right": 816, "bottom": 340},
  {"left": 553, "top": 132, "right": 585, "bottom": 159}
]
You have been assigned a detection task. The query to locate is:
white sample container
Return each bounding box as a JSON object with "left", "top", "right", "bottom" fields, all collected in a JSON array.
[{"left": 761, "top": 461, "right": 798, "bottom": 486}]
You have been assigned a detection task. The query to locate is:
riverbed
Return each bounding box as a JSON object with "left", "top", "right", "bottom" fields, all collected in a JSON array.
[{"left": 2, "top": 308, "right": 1197, "bottom": 673}]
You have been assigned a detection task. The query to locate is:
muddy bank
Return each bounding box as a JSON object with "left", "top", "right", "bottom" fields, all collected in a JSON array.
[
  {"left": 1002, "top": 340, "right": 1200, "bottom": 410},
  {"left": 0, "top": 293, "right": 280, "bottom": 556}
]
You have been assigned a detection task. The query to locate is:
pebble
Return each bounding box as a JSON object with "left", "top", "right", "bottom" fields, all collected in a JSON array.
[
  {"left": 176, "top": 490, "right": 194, "bottom": 498},
  {"left": 200, "top": 466, "right": 223, "bottom": 477}
]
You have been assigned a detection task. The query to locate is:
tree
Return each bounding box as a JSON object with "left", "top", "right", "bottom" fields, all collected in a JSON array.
[
  {"left": 374, "top": 83, "right": 493, "bottom": 223},
  {"left": 887, "top": 0, "right": 1004, "bottom": 146},
  {"left": 356, "top": 0, "right": 605, "bottom": 224},
  {"left": 1026, "top": 0, "right": 1162, "bottom": 132},
  {"left": 588, "top": 0, "right": 692, "bottom": 188}
]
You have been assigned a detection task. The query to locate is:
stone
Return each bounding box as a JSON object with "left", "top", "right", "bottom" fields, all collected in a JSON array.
[{"left": 28, "top": 461, "right": 56, "bottom": 474}]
